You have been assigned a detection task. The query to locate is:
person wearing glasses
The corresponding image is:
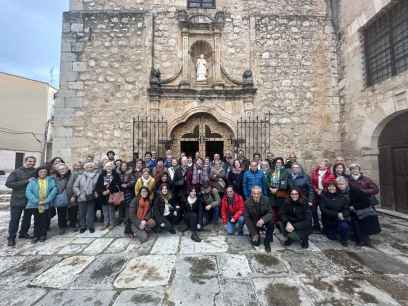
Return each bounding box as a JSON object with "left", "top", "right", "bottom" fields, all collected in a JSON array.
[{"left": 281, "top": 188, "right": 313, "bottom": 249}]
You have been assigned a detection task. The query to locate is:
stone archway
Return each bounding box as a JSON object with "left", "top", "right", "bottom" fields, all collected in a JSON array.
[{"left": 170, "top": 112, "right": 234, "bottom": 158}]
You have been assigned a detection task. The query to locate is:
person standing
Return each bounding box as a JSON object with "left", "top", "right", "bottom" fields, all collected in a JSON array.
[
  {"left": 266, "top": 157, "right": 289, "bottom": 229},
  {"left": 243, "top": 161, "right": 267, "bottom": 200},
  {"left": 73, "top": 162, "right": 100, "bottom": 233},
  {"left": 310, "top": 159, "right": 334, "bottom": 232},
  {"left": 134, "top": 168, "right": 156, "bottom": 200},
  {"left": 96, "top": 162, "right": 121, "bottom": 230},
  {"left": 227, "top": 159, "right": 244, "bottom": 197},
  {"left": 25, "top": 167, "right": 58, "bottom": 243},
  {"left": 6, "top": 156, "right": 37, "bottom": 246},
  {"left": 244, "top": 186, "right": 274, "bottom": 253},
  {"left": 66, "top": 161, "right": 83, "bottom": 231},
  {"left": 53, "top": 164, "right": 72, "bottom": 235}
]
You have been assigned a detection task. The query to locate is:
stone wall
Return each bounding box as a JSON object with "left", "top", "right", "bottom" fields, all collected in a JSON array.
[
  {"left": 339, "top": 0, "right": 408, "bottom": 180},
  {"left": 56, "top": 0, "right": 341, "bottom": 166}
]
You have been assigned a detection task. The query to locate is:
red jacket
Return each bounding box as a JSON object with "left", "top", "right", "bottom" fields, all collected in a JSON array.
[
  {"left": 310, "top": 168, "right": 334, "bottom": 192},
  {"left": 221, "top": 193, "right": 245, "bottom": 224}
]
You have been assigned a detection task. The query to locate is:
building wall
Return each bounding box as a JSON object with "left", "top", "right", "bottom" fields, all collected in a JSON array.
[
  {"left": 0, "top": 150, "right": 41, "bottom": 172},
  {"left": 0, "top": 73, "right": 55, "bottom": 155},
  {"left": 339, "top": 0, "right": 408, "bottom": 181},
  {"left": 56, "top": 0, "right": 341, "bottom": 167}
]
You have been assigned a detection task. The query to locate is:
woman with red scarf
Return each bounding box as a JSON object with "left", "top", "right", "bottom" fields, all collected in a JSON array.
[{"left": 128, "top": 187, "right": 156, "bottom": 242}]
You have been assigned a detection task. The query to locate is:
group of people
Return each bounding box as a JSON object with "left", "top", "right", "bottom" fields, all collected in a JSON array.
[{"left": 6, "top": 149, "right": 381, "bottom": 253}]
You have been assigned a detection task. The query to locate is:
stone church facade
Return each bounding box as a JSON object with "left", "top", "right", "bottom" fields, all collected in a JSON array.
[{"left": 54, "top": 0, "right": 408, "bottom": 211}]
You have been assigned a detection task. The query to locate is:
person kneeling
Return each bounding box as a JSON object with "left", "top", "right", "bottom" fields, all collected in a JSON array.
[
  {"left": 221, "top": 186, "right": 245, "bottom": 235},
  {"left": 153, "top": 184, "right": 178, "bottom": 234},
  {"left": 201, "top": 183, "right": 221, "bottom": 226},
  {"left": 128, "top": 187, "right": 156, "bottom": 243},
  {"left": 183, "top": 187, "right": 203, "bottom": 243},
  {"left": 281, "top": 188, "right": 312, "bottom": 249},
  {"left": 244, "top": 186, "right": 274, "bottom": 253},
  {"left": 320, "top": 180, "right": 350, "bottom": 246}
]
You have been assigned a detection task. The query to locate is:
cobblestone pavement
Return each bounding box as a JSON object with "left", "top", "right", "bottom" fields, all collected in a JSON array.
[{"left": 0, "top": 210, "right": 408, "bottom": 306}]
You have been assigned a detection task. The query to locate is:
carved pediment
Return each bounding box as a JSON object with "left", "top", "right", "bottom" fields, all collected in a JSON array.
[{"left": 177, "top": 10, "right": 225, "bottom": 30}]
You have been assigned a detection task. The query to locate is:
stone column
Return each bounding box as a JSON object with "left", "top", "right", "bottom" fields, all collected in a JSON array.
[
  {"left": 214, "top": 31, "right": 223, "bottom": 85},
  {"left": 181, "top": 30, "right": 190, "bottom": 85}
]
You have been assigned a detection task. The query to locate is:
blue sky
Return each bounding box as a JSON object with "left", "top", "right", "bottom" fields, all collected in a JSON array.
[{"left": 0, "top": 1, "right": 69, "bottom": 88}]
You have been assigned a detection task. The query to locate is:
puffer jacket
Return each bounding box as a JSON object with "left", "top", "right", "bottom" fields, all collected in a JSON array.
[
  {"left": 287, "top": 169, "right": 314, "bottom": 203},
  {"left": 320, "top": 192, "right": 350, "bottom": 220},
  {"left": 6, "top": 167, "right": 36, "bottom": 207},
  {"left": 25, "top": 176, "right": 58, "bottom": 210},
  {"left": 243, "top": 169, "right": 267, "bottom": 199}
]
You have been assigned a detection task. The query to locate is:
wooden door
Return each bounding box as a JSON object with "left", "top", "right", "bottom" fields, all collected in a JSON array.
[{"left": 392, "top": 147, "right": 408, "bottom": 213}]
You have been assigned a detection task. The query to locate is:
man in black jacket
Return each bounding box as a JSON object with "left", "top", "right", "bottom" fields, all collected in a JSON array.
[
  {"left": 5, "top": 156, "right": 37, "bottom": 246},
  {"left": 244, "top": 186, "right": 274, "bottom": 253}
]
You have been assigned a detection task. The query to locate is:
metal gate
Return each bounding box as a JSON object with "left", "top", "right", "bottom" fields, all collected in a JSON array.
[
  {"left": 132, "top": 116, "right": 169, "bottom": 159},
  {"left": 236, "top": 112, "right": 272, "bottom": 159}
]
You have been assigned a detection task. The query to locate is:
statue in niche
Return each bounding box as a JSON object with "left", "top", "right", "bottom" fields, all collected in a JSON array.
[{"left": 196, "top": 54, "right": 208, "bottom": 82}]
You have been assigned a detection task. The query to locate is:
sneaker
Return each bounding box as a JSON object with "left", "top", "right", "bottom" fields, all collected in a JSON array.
[
  {"left": 79, "top": 228, "right": 86, "bottom": 233},
  {"left": 18, "top": 233, "right": 32, "bottom": 239},
  {"left": 7, "top": 240, "right": 16, "bottom": 247},
  {"left": 89, "top": 228, "right": 95, "bottom": 233}
]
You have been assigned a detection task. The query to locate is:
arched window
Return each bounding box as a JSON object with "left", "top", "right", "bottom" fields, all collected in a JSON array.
[{"left": 188, "top": 0, "right": 215, "bottom": 9}]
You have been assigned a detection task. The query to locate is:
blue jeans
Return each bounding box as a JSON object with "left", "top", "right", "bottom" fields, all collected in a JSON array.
[
  {"left": 226, "top": 216, "right": 244, "bottom": 235},
  {"left": 326, "top": 220, "right": 350, "bottom": 242}
]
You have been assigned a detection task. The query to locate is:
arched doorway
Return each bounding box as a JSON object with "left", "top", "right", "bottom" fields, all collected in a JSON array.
[
  {"left": 170, "top": 113, "right": 234, "bottom": 159},
  {"left": 378, "top": 111, "right": 408, "bottom": 213}
]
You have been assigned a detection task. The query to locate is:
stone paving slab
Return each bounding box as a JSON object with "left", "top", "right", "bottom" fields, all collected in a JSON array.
[
  {"left": 0, "top": 287, "right": 47, "bottom": 306},
  {"left": 217, "top": 254, "right": 252, "bottom": 278},
  {"left": 0, "top": 256, "right": 64, "bottom": 289},
  {"left": 71, "top": 254, "right": 127, "bottom": 289},
  {"left": 248, "top": 253, "right": 289, "bottom": 275},
  {"left": 114, "top": 255, "right": 176, "bottom": 288},
  {"left": 82, "top": 237, "right": 114, "bottom": 255},
  {"left": 180, "top": 235, "right": 228, "bottom": 254},
  {"left": 35, "top": 289, "right": 117, "bottom": 306},
  {"left": 0, "top": 214, "right": 407, "bottom": 305},
  {"left": 168, "top": 255, "right": 220, "bottom": 306},
  {"left": 113, "top": 288, "right": 165, "bottom": 306},
  {"left": 150, "top": 234, "right": 180, "bottom": 255},
  {"left": 31, "top": 256, "right": 95, "bottom": 288},
  {"left": 219, "top": 278, "right": 258, "bottom": 306},
  {"left": 253, "top": 276, "right": 314, "bottom": 306}
]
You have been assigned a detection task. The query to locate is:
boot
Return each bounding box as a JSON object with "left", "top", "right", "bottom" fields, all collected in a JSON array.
[
  {"left": 284, "top": 238, "right": 293, "bottom": 246},
  {"left": 264, "top": 241, "right": 271, "bottom": 253},
  {"left": 7, "top": 239, "right": 16, "bottom": 247},
  {"left": 301, "top": 238, "right": 309, "bottom": 249},
  {"left": 191, "top": 231, "right": 201, "bottom": 243}
]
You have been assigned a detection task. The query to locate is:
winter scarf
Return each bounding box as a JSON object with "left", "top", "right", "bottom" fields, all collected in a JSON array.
[{"left": 137, "top": 197, "right": 150, "bottom": 220}]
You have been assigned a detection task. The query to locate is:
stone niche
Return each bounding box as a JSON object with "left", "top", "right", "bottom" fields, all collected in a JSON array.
[{"left": 148, "top": 9, "right": 257, "bottom": 157}]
